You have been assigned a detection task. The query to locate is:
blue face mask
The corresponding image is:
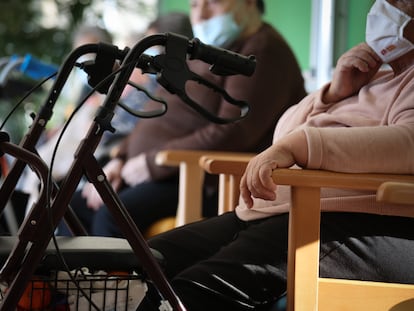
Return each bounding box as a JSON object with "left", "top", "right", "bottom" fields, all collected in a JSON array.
[{"left": 192, "top": 13, "right": 242, "bottom": 48}]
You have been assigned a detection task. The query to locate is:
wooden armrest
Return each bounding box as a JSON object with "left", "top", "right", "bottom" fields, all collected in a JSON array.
[
  {"left": 156, "top": 150, "right": 254, "bottom": 167},
  {"left": 272, "top": 169, "right": 414, "bottom": 190},
  {"left": 199, "top": 154, "right": 254, "bottom": 213},
  {"left": 156, "top": 150, "right": 214, "bottom": 166},
  {"left": 377, "top": 181, "right": 414, "bottom": 205},
  {"left": 200, "top": 154, "right": 253, "bottom": 175},
  {"left": 155, "top": 150, "right": 254, "bottom": 226}
]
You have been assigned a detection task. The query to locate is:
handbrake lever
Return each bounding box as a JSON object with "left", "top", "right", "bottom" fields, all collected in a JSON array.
[
  {"left": 81, "top": 33, "right": 257, "bottom": 124},
  {"left": 139, "top": 33, "right": 256, "bottom": 124}
]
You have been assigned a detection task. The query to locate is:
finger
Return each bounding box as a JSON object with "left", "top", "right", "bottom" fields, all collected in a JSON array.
[
  {"left": 346, "top": 42, "right": 381, "bottom": 63},
  {"left": 244, "top": 162, "right": 261, "bottom": 197},
  {"left": 247, "top": 163, "right": 275, "bottom": 200},
  {"left": 87, "top": 192, "right": 103, "bottom": 210},
  {"left": 111, "top": 178, "right": 122, "bottom": 192},
  {"left": 339, "top": 56, "right": 369, "bottom": 73},
  {"left": 120, "top": 169, "right": 131, "bottom": 186},
  {"left": 249, "top": 179, "right": 275, "bottom": 201},
  {"left": 359, "top": 43, "right": 382, "bottom": 62},
  {"left": 340, "top": 48, "right": 381, "bottom": 72},
  {"left": 120, "top": 166, "right": 127, "bottom": 179},
  {"left": 240, "top": 173, "right": 254, "bottom": 208},
  {"left": 81, "top": 183, "right": 92, "bottom": 198},
  {"left": 354, "top": 54, "right": 380, "bottom": 72},
  {"left": 258, "top": 165, "right": 277, "bottom": 200},
  {"left": 259, "top": 162, "right": 277, "bottom": 190}
]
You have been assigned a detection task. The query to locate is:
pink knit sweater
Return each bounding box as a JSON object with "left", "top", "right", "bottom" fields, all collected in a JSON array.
[{"left": 236, "top": 67, "right": 414, "bottom": 221}]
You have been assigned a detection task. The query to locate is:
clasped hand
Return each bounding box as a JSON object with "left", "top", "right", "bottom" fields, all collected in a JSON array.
[
  {"left": 323, "top": 43, "right": 382, "bottom": 103},
  {"left": 81, "top": 155, "right": 149, "bottom": 210}
]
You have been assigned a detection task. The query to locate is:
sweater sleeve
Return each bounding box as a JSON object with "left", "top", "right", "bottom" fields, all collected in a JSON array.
[
  {"left": 305, "top": 124, "right": 414, "bottom": 174},
  {"left": 303, "top": 68, "right": 414, "bottom": 174}
]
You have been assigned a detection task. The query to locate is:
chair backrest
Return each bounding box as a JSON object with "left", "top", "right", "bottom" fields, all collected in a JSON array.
[
  {"left": 155, "top": 150, "right": 253, "bottom": 226},
  {"left": 199, "top": 153, "right": 252, "bottom": 213}
]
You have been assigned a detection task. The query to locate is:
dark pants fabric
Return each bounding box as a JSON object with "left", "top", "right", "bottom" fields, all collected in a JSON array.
[
  {"left": 59, "top": 176, "right": 218, "bottom": 237},
  {"left": 146, "top": 211, "right": 414, "bottom": 311}
]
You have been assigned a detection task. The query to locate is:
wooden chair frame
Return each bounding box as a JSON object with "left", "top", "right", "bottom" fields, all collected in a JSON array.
[
  {"left": 156, "top": 149, "right": 414, "bottom": 310},
  {"left": 201, "top": 154, "right": 414, "bottom": 311},
  {"left": 155, "top": 150, "right": 254, "bottom": 226}
]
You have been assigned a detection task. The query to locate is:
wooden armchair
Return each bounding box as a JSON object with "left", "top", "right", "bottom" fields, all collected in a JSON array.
[
  {"left": 153, "top": 149, "right": 414, "bottom": 309},
  {"left": 200, "top": 154, "right": 414, "bottom": 311}
]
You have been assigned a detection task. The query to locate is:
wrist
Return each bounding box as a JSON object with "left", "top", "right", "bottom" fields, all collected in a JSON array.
[
  {"left": 278, "top": 130, "right": 308, "bottom": 168},
  {"left": 321, "top": 86, "right": 341, "bottom": 104}
]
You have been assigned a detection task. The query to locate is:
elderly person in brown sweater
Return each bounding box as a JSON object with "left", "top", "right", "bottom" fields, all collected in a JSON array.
[{"left": 64, "top": 0, "right": 306, "bottom": 237}]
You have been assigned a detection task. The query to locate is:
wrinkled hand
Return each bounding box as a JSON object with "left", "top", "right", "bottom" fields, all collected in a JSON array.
[
  {"left": 240, "top": 131, "right": 308, "bottom": 209},
  {"left": 81, "top": 158, "right": 124, "bottom": 210},
  {"left": 121, "top": 154, "right": 150, "bottom": 186},
  {"left": 240, "top": 144, "right": 295, "bottom": 209},
  {"left": 324, "top": 43, "right": 382, "bottom": 103}
]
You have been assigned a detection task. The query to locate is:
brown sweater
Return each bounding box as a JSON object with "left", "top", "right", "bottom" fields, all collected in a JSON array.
[{"left": 117, "top": 23, "right": 307, "bottom": 181}]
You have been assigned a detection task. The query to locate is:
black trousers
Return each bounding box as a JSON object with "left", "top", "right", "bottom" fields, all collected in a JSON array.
[{"left": 147, "top": 212, "right": 414, "bottom": 311}]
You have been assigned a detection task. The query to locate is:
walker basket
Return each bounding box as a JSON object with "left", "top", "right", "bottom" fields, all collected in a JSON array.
[
  {"left": 0, "top": 236, "right": 162, "bottom": 311},
  {"left": 10, "top": 269, "right": 145, "bottom": 311}
]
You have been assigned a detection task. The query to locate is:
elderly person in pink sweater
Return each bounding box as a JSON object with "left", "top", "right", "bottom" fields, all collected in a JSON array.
[{"left": 145, "top": 0, "right": 414, "bottom": 310}]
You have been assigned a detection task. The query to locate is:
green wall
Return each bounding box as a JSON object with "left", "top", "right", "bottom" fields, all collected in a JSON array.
[
  {"left": 262, "top": 1, "right": 311, "bottom": 70},
  {"left": 158, "top": 0, "right": 372, "bottom": 71},
  {"left": 348, "top": 0, "right": 373, "bottom": 47},
  {"left": 158, "top": 1, "right": 187, "bottom": 13}
]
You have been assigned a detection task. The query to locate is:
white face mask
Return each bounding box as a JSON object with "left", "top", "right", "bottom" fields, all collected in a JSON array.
[
  {"left": 366, "top": 0, "right": 414, "bottom": 63},
  {"left": 192, "top": 13, "right": 242, "bottom": 48}
]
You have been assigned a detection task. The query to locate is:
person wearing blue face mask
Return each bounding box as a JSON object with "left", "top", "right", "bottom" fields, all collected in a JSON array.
[
  {"left": 191, "top": 0, "right": 264, "bottom": 48},
  {"left": 65, "top": 0, "right": 306, "bottom": 241},
  {"left": 145, "top": 0, "right": 414, "bottom": 310}
]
